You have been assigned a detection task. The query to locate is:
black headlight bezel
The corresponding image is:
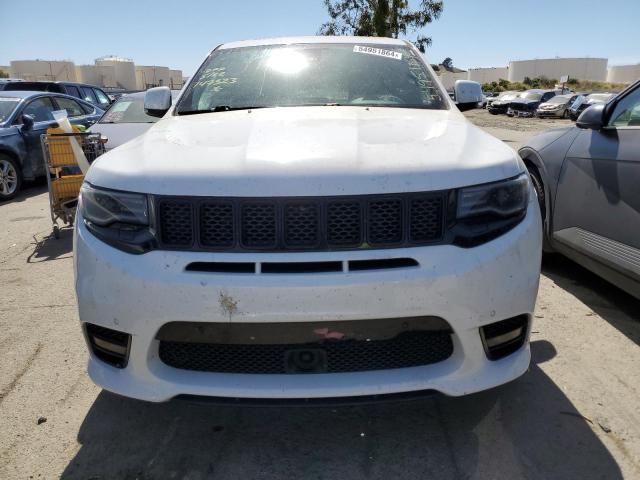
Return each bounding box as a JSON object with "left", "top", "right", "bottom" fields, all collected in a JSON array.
[
  {"left": 449, "top": 173, "right": 530, "bottom": 247},
  {"left": 79, "top": 183, "right": 157, "bottom": 254}
]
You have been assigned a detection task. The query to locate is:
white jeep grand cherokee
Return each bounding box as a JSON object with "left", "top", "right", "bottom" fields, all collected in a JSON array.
[{"left": 74, "top": 36, "right": 541, "bottom": 403}]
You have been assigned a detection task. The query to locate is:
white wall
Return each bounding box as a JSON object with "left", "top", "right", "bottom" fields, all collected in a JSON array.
[
  {"left": 467, "top": 67, "right": 508, "bottom": 84},
  {"left": 607, "top": 64, "right": 640, "bottom": 84},
  {"left": 508, "top": 58, "right": 608, "bottom": 82},
  {"left": 437, "top": 71, "right": 468, "bottom": 90}
]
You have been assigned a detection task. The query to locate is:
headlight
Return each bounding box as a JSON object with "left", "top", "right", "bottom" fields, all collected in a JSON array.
[
  {"left": 452, "top": 174, "right": 529, "bottom": 247},
  {"left": 79, "top": 183, "right": 155, "bottom": 253}
]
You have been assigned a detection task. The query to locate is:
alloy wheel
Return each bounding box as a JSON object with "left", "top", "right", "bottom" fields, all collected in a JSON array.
[{"left": 0, "top": 159, "right": 19, "bottom": 197}]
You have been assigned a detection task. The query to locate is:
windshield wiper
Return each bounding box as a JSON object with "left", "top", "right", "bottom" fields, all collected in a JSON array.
[{"left": 177, "top": 105, "right": 266, "bottom": 115}]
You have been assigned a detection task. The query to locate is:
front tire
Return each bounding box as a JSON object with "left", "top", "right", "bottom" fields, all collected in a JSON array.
[
  {"left": 0, "top": 155, "right": 22, "bottom": 201},
  {"left": 526, "top": 165, "right": 554, "bottom": 253}
]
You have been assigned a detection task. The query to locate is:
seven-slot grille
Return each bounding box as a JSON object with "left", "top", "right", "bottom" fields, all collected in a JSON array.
[{"left": 156, "top": 193, "right": 446, "bottom": 252}]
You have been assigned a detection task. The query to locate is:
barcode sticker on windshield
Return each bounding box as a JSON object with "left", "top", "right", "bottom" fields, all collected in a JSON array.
[{"left": 353, "top": 45, "right": 402, "bottom": 60}]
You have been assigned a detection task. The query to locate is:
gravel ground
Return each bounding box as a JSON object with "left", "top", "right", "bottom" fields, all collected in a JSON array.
[{"left": 1, "top": 111, "right": 639, "bottom": 479}]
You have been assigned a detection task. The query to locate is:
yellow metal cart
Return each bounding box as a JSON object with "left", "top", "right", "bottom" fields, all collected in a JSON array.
[{"left": 40, "top": 128, "right": 105, "bottom": 238}]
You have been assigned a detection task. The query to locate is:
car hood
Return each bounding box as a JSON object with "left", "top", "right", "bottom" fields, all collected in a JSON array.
[
  {"left": 511, "top": 98, "right": 540, "bottom": 106},
  {"left": 521, "top": 127, "right": 577, "bottom": 152},
  {"left": 86, "top": 106, "right": 523, "bottom": 196},
  {"left": 90, "top": 122, "right": 154, "bottom": 151},
  {"left": 0, "top": 124, "right": 19, "bottom": 137},
  {"left": 538, "top": 101, "right": 564, "bottom": 108}
]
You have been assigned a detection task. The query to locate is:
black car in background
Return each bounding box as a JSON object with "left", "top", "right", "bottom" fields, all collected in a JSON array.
[
  {"left": 487, "top": 91, "right": 521, "bottom": 114},
  {"left": 0, "top": 81, "right": 112, "bottom": 110},
  {"left": 568, "top": 93, "right": 616, "bottom": 120},
  {"left": 507, "top": 89, "right": 559, "bottom": 117}
]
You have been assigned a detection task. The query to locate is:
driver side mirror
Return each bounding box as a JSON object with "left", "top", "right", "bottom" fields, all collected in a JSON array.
[
  {"left": 144, "top": 86, "right": 172, "bottom": 118},
  {"left": 576, "top": 103, "right": 605, "bottom": 130},
  {"left": 21, "top": 114, "right": 34, "bottom": 131}
]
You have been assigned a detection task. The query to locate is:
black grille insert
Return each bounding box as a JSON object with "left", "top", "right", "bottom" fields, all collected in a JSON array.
[
  {"left": 159, "top": 331, "right": 453, "bottom": 374},
  {"left": 200, "top": 202, "right": 234, "bottom": 247},
  {"left": 159, "top": 200, "right": 193, "bottom": 246},
  {"left": 156, "top": 192, "right": 446, "bottom": 252}
]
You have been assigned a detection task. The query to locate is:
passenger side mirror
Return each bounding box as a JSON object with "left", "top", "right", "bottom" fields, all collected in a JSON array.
[
  {"left": 576, "top": 103, "right": 605, "bottom": 130},
  {"left": 21, "top": 114, "right": 34, "bottom": 131},
  {"left": 144, "top": 86, "right": 172, "bottom": 118}
]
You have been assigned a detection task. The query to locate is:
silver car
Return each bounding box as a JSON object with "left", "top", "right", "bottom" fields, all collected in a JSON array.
[
  {"left": 91, "top": 90, "right": 180, "bottom": 150},
  {"left": 520, "top": 80, "right": 640, "bottom": 298},
  {"left": 536, "top": 94, "right": 579, "bottom": 118}
]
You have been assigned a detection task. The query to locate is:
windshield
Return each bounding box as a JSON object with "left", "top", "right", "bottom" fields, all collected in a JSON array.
[
  {"left": 0, "top": 98, "right": 20, "bottom": 122},
  {"left": 99, "top": 95, "right": 157, "bottom": 124},
  {"left": 520, "top": 92, "right": 543, "bottom": 101},
  {"left": 176, "top": 43, "right": 447, "bottom": 114}
]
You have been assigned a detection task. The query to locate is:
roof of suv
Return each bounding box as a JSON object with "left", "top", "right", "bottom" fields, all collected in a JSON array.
[
  {"left": 219, "top": 36, "right": 408, "bottom": 50},
  {"left": 0, "top": 90, "right": 53, "bottom": 99}
]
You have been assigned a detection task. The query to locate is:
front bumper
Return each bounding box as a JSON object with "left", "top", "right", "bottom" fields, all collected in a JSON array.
[
  {"left": 508, "top": 108, "right": 535, "bottom": 118},
  {"left": 74, "top": 195, "right": 541, "bottom": 402},
  {"left": 536, "top": 109, "right": 563, "bottom": 118}
]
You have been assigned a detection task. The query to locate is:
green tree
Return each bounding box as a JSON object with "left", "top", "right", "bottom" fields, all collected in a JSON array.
[
  {"left": 441, "top": 57, "right": 453, "bottom": 70},
  {"left": 319, "top": 0, "right": 444, "bottom": 52},
  {"left": 0, "top": 69, "right": 9, "bottom": 79}
]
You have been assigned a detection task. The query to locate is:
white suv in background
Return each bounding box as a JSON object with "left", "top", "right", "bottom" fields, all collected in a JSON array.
[{"left": 74, "top": 36, "right": 541, "bottom": 403}]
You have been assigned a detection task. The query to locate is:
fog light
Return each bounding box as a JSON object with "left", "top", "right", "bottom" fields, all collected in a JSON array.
[
  {"left": 84, "top": 323, "right": 131, "bottom": 368},
  {"left": 480, "top": 315, "right": 528, "bottom": 361}
]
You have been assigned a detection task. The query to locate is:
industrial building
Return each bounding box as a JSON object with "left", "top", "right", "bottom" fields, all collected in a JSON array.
[
  {"left": 507, "top": 58, "right": 608, "bottom": 82},
  {"left": 5, "top": 57, "right": 183, "bottom": 90},
  {"left": 467, "top": 67, "right": 509, "bottom": 84},
  {"left": 607, "top": 64, "right": 640, "bottom": 84},
  {"left": 9, "top": 60, "right": 78, "bottom": 82}
]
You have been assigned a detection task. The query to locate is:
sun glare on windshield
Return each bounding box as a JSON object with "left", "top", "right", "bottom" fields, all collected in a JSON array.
[{"left": 266, "top": 49, "right": 310, "bottom": 75}]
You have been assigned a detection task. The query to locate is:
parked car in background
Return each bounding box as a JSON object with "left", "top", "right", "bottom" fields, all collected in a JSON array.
[
  {"left": 0, "top": 91, "right": 103, "bottom": 200},
  {"left": 91, "top": 90, "right": 180, "bottom": 150},
  {"left": 507, "top": 89, "right": 558, "bottom": 117},
  {"left": 487, "top": 91, "right": 521, "bottom": 114},
  {"left": 75, "top": 36, "right": 541, "bottom": 403},
  {"left": 568, "top": 93, "right": 616, "bottom": 120},
  {"left": 451, "top": 80, "right": 483, "bottom": 111},
  {"left": 0, "top": 81, "right": 112, "bottom": 110},
  {"left": 536, "top": 94, "right": 579, "bottom": 119},
  {"left": 482, "top": 91, "right": 499, "bottom": 108},
  {"left": 520, "top": 79, "right": 640, "bottom": 298}
]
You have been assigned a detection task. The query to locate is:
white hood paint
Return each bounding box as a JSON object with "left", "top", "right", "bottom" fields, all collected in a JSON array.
[{"left": 86, "top": 106, "right": 523, "bottom": 196}]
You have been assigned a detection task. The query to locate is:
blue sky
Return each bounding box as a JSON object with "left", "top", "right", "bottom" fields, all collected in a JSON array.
[{"left": 1, "top": 0, "right": 639, "bottom": 75}]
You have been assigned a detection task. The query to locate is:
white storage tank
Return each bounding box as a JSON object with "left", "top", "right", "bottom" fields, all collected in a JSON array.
[{"left": 95, "top": 56, "right": 137, "bottom": 90}]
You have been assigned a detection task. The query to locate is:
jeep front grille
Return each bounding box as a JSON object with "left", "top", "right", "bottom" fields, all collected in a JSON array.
[{"left": 155, "top": 193, "right": 446, "bottom": 252}]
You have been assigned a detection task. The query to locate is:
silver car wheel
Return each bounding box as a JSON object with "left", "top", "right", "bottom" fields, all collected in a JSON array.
[{"left": 0, "top": 159, "right": 18, "bottom": 196}]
